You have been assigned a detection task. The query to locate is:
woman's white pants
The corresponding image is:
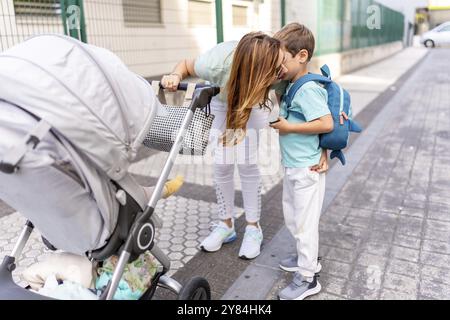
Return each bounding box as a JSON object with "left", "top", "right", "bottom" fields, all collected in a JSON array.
[{"left": 209, "top": 100, "right": 269, "bottom": 223}]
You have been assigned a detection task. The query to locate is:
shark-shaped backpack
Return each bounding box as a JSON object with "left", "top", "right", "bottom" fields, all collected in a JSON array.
[{"left": 283, "top": 64, "right": 362, "bottom": 165}]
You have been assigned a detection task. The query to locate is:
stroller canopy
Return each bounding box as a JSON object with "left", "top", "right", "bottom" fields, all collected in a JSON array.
[{"left": 0, "top": 34, "right": 162, "bottom": 180}]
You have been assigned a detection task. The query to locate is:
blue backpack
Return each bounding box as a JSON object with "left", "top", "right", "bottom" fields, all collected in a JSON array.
[{"left": 283, "top": 64, "right": 362, "bottom": 165}]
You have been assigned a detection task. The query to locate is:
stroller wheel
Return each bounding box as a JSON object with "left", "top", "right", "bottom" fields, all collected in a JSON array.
[{"left": 178, "top": 276, "right": 211, "bottom": 300}]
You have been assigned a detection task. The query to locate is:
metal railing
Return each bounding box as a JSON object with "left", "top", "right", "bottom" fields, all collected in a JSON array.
[
  {"left": 0, "top": 0, "right": 66, "bottom": 51},
  {"left": 316, "top": 0, "right": 405, "bottom": 56},
  {"left": 1, "top": 0, "right": 406, "bottom": 76}
]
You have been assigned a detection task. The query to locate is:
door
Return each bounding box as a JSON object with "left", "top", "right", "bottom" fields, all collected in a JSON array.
[{"left": 436, "top": 24, "right": 450, "bottom": 45}]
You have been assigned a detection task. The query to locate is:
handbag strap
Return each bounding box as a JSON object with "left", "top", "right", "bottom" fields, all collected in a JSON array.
[{"left": 204, "top": 100, "right": 211, "bottom": 117}]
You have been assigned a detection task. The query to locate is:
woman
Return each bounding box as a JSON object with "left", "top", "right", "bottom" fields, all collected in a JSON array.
[{"left": 162, "top": 32, "right": 287, "bottom": 260}]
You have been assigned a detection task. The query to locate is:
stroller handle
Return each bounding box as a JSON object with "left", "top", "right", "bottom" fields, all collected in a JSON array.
[
  {"left": 189, "top": 85, "right": 220, "bottom": 111},
  {"left": 157, "top": 82, "right": 220, "bottom": 111},
  {"left": 159, "top": 82, "right": 218, "bottom": 91}
]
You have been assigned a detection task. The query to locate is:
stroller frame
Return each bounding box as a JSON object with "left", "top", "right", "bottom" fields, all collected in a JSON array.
[{"left": 0, "top": 84, "right": 219, "bottom": 300}]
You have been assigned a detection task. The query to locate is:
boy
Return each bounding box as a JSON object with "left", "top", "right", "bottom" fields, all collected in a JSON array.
[{"left": 271, "top": 23, "right": 333, "bottom": 300}]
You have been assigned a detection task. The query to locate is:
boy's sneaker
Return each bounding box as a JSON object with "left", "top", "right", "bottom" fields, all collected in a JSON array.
[
  {"left": 238, "top": 225, "right": 263, "bottom": 260},
  {"left": 199, "top": 221, "right": 237, "bottom": 252},
  {"left": 279, "top": 255, "right": 322, "bottom": 273},
  {"left": 278, "top": 273, "right": 321, "bottom": 300}
]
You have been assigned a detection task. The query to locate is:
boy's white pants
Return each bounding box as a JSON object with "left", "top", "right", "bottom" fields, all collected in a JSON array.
[{"left": 282, "top": 167, "right": 326, "bottom": 278}]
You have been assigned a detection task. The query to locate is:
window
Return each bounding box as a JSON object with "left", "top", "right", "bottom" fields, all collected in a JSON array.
[
  {"left": 14, "top": 0, "right": 61, "bottom": 16},
  {"left": 232, "top": 5, "right": 248, "bottom": 27},
  {"left": 438, "top": 25, "right": 450, "bottom": 32},
  {"left": 188, "top": 0, "right": 214, "bottom": 26},
  {"left": 123, "top": 0, "right": 162, "bottom": 26}
]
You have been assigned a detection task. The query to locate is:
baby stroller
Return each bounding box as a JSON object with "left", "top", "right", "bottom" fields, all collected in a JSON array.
[{"left": 0, "top": 34, "right": 219, "bottom": 300}]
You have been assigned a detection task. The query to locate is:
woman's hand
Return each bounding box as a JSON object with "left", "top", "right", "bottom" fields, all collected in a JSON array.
[
  {"left": 161, "top": 73, "right": 182, "bottom": 92},
  {"left": 270, "top": 117, "right": 292, "bottom": 135},
  {"left": 161, "top": 60, "right": 196, "bottom": 92},
  {"left": 310, "top": 149, "right": 329, "bottom": 173}
]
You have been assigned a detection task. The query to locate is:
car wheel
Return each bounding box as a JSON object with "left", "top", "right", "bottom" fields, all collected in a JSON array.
[{"left": 424, "top": 39, "right": 435, "bottom": 48}]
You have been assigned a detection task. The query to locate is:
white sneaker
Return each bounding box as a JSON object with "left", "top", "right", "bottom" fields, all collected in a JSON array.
[
  {"left": 278, "top": 273, "right": 321, "bottom": 300},
  {"left": 238, "top": 225, "right": 263, "bottom": 260},
  {"left": 199, "top": 221, "right": 237, "bottom": 252}
]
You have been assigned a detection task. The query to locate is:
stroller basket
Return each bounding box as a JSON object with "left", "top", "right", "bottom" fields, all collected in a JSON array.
[
  {"left": 143, "top": 82, "right": 215, "bottom": 156},
  {"left": 0, "top": 83, "right": 220, "bottom": 300}
]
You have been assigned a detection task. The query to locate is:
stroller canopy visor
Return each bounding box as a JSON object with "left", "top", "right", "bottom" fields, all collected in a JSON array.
[{"left": 0, "top": 34, "right": 163, "bottom": 180}]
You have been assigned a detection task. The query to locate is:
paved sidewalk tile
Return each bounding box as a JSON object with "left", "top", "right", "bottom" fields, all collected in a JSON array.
[
  {"left": 129, "top": 129, "right": 284, "bottom": 195},
  {"left": 224, "top": 48, "right": 450, "bottom": 300},
  {"left": 0, "top": 196, "right": 243, "bottom": 286},
  {"left": 0, "top": 47, "right": 445, "bottom": 300}
]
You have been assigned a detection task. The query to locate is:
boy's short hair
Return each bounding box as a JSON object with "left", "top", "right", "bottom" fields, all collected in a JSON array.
[{"left": 274, "top": 23, "right": 315, "bottom": 61}]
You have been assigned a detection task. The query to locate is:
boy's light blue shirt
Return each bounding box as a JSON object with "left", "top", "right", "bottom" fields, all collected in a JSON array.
[{"left": 279, "top": 81, "right": 330, "bottom": 168}]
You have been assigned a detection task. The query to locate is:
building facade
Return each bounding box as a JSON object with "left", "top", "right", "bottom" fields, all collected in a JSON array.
[
  {"left": 1, "top": 0, "right": 405, "bottom": 78},
  {"left": 287, "top": 0, "right": 406, "bottom": 76},
  {"left": 428, "top": 0, "right": 450, "bottom": 28}
]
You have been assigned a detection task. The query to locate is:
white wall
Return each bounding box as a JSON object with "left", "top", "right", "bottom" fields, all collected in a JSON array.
[
  {"left": 84, "top": 0, "right": 217, "bottom": 78},
  {"left": 285, "top": 0, "right": 318, "bottom": 35},
  {"left": 310, "top": 41, "right": 403, "bottom": 77},
  {"left": 1, "top": 0, "right": 218, "bottom": 78},
  {"left": 429, "top": 0, "right": 450, "bottom": 7},
  {"left": 0, "top": 0, "right": 283, "bottom": 78},
  {"left": 222, "top": 0, "right": 281, "bottom": 40},
  {"left": 84, "top": 0, "right": 281, "bottom": 78}
]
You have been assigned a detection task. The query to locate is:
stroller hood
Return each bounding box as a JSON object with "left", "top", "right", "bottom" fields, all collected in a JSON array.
[{"left": 0, "top": 34, "right": 163, "bottom": 181}]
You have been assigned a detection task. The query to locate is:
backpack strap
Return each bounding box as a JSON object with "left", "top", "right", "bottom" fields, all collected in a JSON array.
[
  {"left": 284, "top": 74, "right": 332, "bottom": 109},
  {"left": 320, "top": 65, "right": 331, "bottom": 78},
  {"left": 0, "top": 119, "right": 52, "bottom": 174}
]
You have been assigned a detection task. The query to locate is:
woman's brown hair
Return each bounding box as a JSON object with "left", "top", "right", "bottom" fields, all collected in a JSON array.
[{"left": 223, "top": 32, "right": 281, "bottom": 146}]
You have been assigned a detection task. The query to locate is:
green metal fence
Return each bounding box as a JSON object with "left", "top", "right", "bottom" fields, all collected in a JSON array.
[
  {"left": 316, "top": 0, "right": 405, "bottom": 56},
  {"left": 0, "top": 0, "right": 165, "bottom": 77},
  {"left": 60, "top": 0, "right": 87, "bottom": 43},
  {"left": 0, "top": 0, "right": 220, "bottom": 78},
  {"left": 0, "top": 0, "right": 87, "bottom": 52},
  {"left": 1, "top": 1, "right": 405, "bottom": 75}
]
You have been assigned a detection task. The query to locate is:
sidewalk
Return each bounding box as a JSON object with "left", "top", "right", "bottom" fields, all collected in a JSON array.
[
  {"left": 337, "top": 47, "right": 428, "bottom": 116},
  {"left": 225, "top": 47, "right": 450, "bottom": 300},
  {"left": 3, "top": 46, "right": 447, "bottom": 300},
  {"left": 152, "top": 46, "right": 436, "bottom": 299}
]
